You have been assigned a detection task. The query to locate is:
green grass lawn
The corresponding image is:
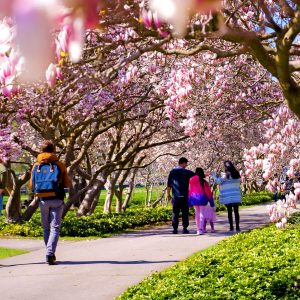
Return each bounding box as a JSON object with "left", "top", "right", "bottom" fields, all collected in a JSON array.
[
  {"left": 0, "top": 247, "right": 29, "bottom": 259},
  {"left": 95, "top": 185, "right": 166, "bottom": 210},
  {"left": 2, "top": 187, "right": 273, "bottom": 213},
  {"left": 2, "top": 186, "right": 166, "bottom": 211}
]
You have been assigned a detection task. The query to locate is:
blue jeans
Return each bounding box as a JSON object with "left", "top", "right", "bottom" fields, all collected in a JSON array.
[
  {"left": 39, "top": 199, "right": 64, "bottom": 256},
  {"left": 0, "top": 194, "right": 3, "bottom": 216}
]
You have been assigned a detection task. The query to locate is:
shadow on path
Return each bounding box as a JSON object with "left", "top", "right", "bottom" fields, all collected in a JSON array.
[
  {"left": 0, "top": 259, "right": 179, "bottom": 268},
  {"left": 57, "top": 259, "right": 179, "bottom": 265},
  {"left": 0, "top": 262, "right": 45, "bottom": 268},
  {"left": 118, "top": 213, "right": 269, "bottom": 238}
]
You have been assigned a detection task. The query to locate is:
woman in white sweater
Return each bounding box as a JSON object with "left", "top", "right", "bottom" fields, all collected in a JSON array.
[{"left": 212, "top": 161, "right": 242, "bottom": 232}]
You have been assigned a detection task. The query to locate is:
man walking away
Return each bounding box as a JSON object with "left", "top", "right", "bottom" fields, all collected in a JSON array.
[
  {"left": 167, "top": 157, "right": 194, "bottom": 234},
  {"left": 30, "top": 140, "right": 71, "bottom": 265}
]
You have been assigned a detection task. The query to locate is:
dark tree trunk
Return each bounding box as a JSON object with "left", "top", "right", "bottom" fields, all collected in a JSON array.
[
  {"left": 6, "top": 183, "right": 22, "bottom": 222},
  {"left": 5, "top": 171, "right": 30, "bottom": 223}
]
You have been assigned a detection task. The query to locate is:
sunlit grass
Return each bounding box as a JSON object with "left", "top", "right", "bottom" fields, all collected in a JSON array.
[{"left": 0, "top": 247, "right": 29, "bottom": 259}]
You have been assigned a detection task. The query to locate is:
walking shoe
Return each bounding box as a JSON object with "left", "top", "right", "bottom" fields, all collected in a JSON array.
[
  {"left": 229, "top": 227, "right": 234, "bottom": 231},
  {"left": 211, "top": 229, "right": 216, "bottom": 233},
  {"left": 236, "top": 228, "right": 241, "bottom": 232},
  {"left": 172, "top": 229, "right": 178, "bottom": 234},
  {"left": 182, "top": 229, "right": 189, "bottom": 234},
  {"left": 198, "top": 230, "right": 204, "bottom": 235},
  {"left": 46, "top": 255, "right": 56, "bottom": 265}
]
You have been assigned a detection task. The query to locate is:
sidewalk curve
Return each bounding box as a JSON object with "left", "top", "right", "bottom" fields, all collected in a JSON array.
[{"left": 0, "top": 204, "right": 276, "bottom": 300}]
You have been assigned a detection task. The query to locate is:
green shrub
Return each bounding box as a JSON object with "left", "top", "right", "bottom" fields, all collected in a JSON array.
[
  {"left": 0, "top": 217, "right": 43, "bottom": 237},
  {"left": 0, "top": 207, "right": 173, "bottom": 237},
  {"left": 287, "top": 212, "right": 300, "bottom": 225},
  {"left": 241, "top": 191, "right": 273, "bottom": 206},
  {"left": 213, "top": 191, "right": 273, "bottom": 213},
  {"left": 118, "top": 220, "right": 300, "bottom": 300},
  {"left": 60, "top": 207, "right": 173, "bottom": 237}
]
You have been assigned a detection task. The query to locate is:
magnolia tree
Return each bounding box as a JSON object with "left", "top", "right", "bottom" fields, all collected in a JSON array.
[
  {"left": 0, "top": 20, "right": 193, "bottom": 220},
  {"left": 1, "top": 1, "right": 299, "bottom": 113},
  {"left": 141, "top": 0, "right": 300, "bottom": 119},
  {"left": 244, "top": 105, "right": 300, "bottom": 228},
  {"left": 75, "top": 104, "right": 188, "bottom": 215}
]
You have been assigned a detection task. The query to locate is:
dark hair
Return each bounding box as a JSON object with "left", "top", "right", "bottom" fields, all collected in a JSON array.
[
  {"left": 178, "top": 157, "right": 188, "bottom": 164},
  {"left": 41, "top": 140, "right": 55, "bottom": 153},
  {"left": 224, "top": 161, "right": 241, "bottom": 179},
  {"left": 195, "top": 167, "right": 206, "bottom": 188}
]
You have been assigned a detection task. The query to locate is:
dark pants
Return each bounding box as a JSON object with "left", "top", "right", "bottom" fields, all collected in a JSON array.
[
  {"left": 172, "top": 196, "right": 189, "bottom": 230},
  {"left": 225, "top": 203, "right": 240, "bottom": 230}
]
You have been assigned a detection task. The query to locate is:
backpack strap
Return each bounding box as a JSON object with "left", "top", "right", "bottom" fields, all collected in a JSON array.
[
  {"left": 38, "top": 159, "right": 57, "bottom": 173},
  {"left": 35, "top": 159, "right": 62, "bottom": 183}
]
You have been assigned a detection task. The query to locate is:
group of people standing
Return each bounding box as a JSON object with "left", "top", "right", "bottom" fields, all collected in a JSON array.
[{"left": 167, "top": 157, "right": 242, "bottom": 235}]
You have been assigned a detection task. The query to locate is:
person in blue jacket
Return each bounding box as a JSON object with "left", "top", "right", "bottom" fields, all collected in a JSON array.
[{"left": 167, "top": 157, "right": 194, "bottom": 234}]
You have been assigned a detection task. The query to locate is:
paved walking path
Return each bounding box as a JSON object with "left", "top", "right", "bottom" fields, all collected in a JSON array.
[{"left": 0, "top": 204, "right": 293, "bottom": 300}]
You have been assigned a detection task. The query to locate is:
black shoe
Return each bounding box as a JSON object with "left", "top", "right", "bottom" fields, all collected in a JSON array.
[
  {"left": 236, "top": 228, "right": 241, "bottom": 232},
  {"left": 172, "top": 229, "right": 178, "bottom": 234},
  {"left": 182, "top": 229, "right": 189, "bottom": 234},
  {"left": 46, "top": 255, "right": 56, "bottom": 265},
  {"left": 229, "top": 227, "right": 234, "bottom": 232}
]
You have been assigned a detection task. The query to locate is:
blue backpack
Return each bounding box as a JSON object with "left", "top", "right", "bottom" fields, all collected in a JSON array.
[{"left": 32, "top": 161, "right": 61, "bottom": 198}]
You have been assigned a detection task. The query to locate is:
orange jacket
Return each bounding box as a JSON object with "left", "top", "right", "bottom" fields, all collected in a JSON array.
[{"left": 30, "top": 153, "right": 71, "bottom": 190}]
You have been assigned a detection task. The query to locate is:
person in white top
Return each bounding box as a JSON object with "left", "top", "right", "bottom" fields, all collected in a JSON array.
[{"left": 212, "top": 161, "right": 242, "bottom": 232}]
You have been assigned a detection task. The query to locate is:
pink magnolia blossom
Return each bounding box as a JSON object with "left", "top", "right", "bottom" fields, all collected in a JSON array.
[
  {"left": 276, "top": 222, "right": 285, "bottom": 229},
  {"left": 152, "top": 11, "right": 162, "bottom": 28},
  {"left": 12, "top": 0, "right": 57, "bottom": 83},
  {"left": 0, "top": 19, "right": 13, "bottom": 55},
  {"left": 45, "top": 63, "right": 57, "bottom": 88},
  {"left": 0, "top": 126, "right": 22, "bottom": 161},
  {"left": 56, "top": 26, "right": 71, "bottom": 59},
  {"left": 141, "top": 8, "right": 153, "bottom": 28},
  {"left": 0, "top": 0, "right": 99, "bottom": 83},
  {"left": 294, "top": 183, "right": 300, "bottom": 189},
  {"left": 286, "top": 169, "right": 295, "bottom": 178},
  {"left": 56, "top": 66, "right": 63, "bottom": 80},
  {"left": 68, "top": 15, "right": 85, "bottom": 62}
]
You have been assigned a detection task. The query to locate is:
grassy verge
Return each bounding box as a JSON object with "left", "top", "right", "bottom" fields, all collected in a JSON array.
[
  {"left": 0, "top": 247, "right": 29, "bottom": 259},
  {"left": 118, "top": 213, "right": 300, "bottom": 300}
]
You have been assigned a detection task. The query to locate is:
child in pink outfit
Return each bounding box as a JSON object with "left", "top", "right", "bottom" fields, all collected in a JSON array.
[
  {"left": 188, "top": 168, "right": 216, "bottom": 235},
  {"left": 200, "top": 205, "right": 216, "bottom": 233}
]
